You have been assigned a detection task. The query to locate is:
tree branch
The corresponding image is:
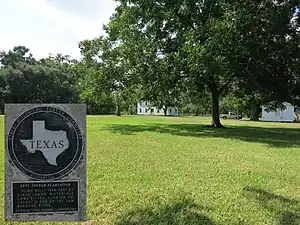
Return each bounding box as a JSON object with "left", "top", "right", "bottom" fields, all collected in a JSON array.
[{"left": 219, "top": 78, "right": 234, "bottom": 94}]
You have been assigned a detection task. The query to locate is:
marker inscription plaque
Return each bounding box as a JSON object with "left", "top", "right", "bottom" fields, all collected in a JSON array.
[
  {"left": 12, "top": 181, "right": 79, "bottom": 214},
  {"left": 5, "top": 104, "right": 86, "bottom": 222}
]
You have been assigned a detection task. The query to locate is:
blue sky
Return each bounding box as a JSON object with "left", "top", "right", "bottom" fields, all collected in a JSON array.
[{"left": 0, "top": 0, "right": 118, "bottom": 59}]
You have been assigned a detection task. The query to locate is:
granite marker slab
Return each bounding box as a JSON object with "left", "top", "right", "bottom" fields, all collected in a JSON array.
[{"left": 4, "top": 104, "right": 86, "bottom": 222}]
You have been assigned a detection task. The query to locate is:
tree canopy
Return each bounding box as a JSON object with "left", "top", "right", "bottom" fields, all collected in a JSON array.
[{"left": 79, "top": 0, "right": 299, "bottom": 126}]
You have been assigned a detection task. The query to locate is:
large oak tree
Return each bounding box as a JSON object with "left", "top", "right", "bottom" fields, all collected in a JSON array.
[{"left": 83, "top": 0, "right": 300, "bottom": 126}]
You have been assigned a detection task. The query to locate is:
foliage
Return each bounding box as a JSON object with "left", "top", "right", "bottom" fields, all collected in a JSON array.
[
  {"left": 0, "top": 63, "right": 79, "bottom": 107},
  {"left": 91, "top": 0, "right": 300, "bottom": 126},
  {"left": 179, "top": 90, "right": 211, "bottom": 116},
  {"left": 232, "top": 1, "right": 300, "bottom": 108},
  {"left": 0, "top": 47, "right": 79, "bottom": 111},
  {"left": 219, "top": 93, "right": 248, "bottom": 115},
  {"left": 0, "top": 46, "right": 37, "bottom": 68}
]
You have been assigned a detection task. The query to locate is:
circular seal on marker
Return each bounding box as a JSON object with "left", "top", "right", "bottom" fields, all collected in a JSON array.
[{"left": 7, "top": 106, "right": 83, "bottom": 180}]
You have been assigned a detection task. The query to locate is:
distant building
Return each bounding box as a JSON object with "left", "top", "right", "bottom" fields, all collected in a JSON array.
[
  {"left": 137, "top": 100, "right": 179, "bottom": 116},
  {"left": 261, "top": 102, "right": 295, "bottom": 122}
]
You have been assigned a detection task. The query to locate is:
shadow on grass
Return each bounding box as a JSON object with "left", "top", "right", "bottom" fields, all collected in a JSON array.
[
  {"left": 243, "top": 186, "right": 300, "bottom": 225},
  {"left": 115, "top": 197, "right": 215, "bottom": 225},
  {"left": 106, "top": 123, "right": 300, "bottom": 148}
]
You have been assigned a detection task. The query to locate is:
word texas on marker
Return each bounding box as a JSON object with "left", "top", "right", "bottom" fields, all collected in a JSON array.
[{"left": 20, "top": 121, "right": 70, "bottom": 166}]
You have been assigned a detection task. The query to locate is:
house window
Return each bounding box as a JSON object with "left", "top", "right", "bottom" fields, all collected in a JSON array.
[
  {"left": 157, "top": 110, "right": 160, "bottom": 113},
  {"left": 145, "top": 108, "right": 148, "bottom": 113},
  {"left": 139, "top": 108, "right": 142, "bottom": 113},
  {"left": 169, "top": 109, "right": 172, "bottom": 113},
  {"left": 145, "top": 102, "right": 148, "bottom": 106}
]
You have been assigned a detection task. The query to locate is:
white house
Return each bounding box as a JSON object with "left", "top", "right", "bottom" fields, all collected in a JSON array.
[
  {"left": 137, "top": 100, "right": 179, "bottom": 116},
  {"left": 261, "top": 102, "right": 295, "bottom": 122}
]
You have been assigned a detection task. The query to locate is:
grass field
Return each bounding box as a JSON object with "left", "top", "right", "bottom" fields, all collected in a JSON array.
[{"left": 1, "top": 116, "right": 300, "bottom": 225}]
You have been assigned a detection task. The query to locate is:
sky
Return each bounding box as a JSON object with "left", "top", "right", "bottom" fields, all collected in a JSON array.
[{"left": 0, "top": 0, "right": 118, "bottom": 59}]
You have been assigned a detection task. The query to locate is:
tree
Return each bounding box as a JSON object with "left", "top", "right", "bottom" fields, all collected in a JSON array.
[
  {"left": 140, "top": 53, "right": 182, "bottom": 116},
  {"left": 81, "top": 1, "right": 300, "bottom": 123},
  {"left": 0, "top": 64, "right": 79, "bottom": 104},
  {"left": 79, "top": 33, "right": 140, "bottom": 116},
  {"left": 88, "top": 0, "right": 236, "bottom": 126},
  {"left": 231, "top": 1, "right": 300, "bottom": 120},
  {"left": 0, "top": 46, "right": 37, "bottom": 67},
  {"left": 97, "top": 0, "right": 298, "bottom": 127},
  {"left": 0, "top": 47, "right": 80, "bottom": 110},
  {"left": 179, "top": 88, "right": 211, "bottom": 116},
  {"left": 220, "top": 93, "right": 247, "bottom": 115}
]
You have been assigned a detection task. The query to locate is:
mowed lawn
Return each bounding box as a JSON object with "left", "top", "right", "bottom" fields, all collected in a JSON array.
[{"left": 1, "top": 116, "right": 300, "bottom": 225}]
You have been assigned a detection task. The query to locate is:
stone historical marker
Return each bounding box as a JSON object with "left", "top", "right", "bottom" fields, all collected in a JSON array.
[{"left": 4, "top": 104, "right": 86, "bottom": 222}]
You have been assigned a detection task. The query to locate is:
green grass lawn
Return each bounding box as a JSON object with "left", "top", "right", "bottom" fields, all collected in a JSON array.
[{"left": 1, "top": 116, "right": 300, "bottom": 225}]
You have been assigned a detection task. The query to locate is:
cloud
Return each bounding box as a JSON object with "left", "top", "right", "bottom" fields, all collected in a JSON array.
[{"left": 0, "top": 0, "right": 117, "bottom": 59}]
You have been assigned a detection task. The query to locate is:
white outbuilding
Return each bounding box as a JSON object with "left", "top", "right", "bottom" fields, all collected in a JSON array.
[{"left": 261, "top": 102, "right": 295, "bottom": 122}]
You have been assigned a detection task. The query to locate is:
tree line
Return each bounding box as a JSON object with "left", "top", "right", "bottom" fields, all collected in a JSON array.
[
  {"left": 1, "top": 1, "right": 300, "bottom": 128},
  {"left": 0, "top": 46, "right": 142, "bottom": 115}
]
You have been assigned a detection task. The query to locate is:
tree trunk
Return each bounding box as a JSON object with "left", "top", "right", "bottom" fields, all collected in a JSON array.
[
  {"left": 250, "top": 102, "right": 259, "bottom": 121},
  {"left": 115, "top": 93, "right": 121, "bottom": 116},
  {"left": 210, "top": 88, "right": 224, "bottom": 128},
  {"left": 163, "top": 107, "right": 167, "bottom": 116},
  {"left": 116, "top": 104, "right": 121, "bottom": 116}
]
